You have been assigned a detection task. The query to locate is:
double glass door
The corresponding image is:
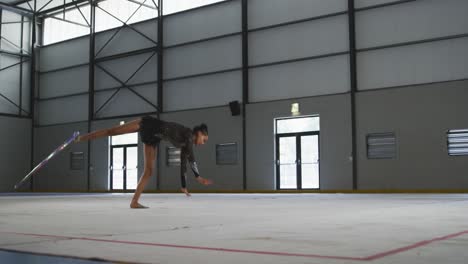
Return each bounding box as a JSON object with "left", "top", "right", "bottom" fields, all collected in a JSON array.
[
  {"left": 276, "top": 132, "right": 320, "bottom": 190},
  {"left": 111, "top": 145, "right": 138, "bottom": 191}
]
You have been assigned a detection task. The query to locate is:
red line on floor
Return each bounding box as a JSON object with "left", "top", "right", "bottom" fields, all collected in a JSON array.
[
  {"left": 3, "top": 231, "right": 364, "bottom": 261},
  {"left": 363, "top": 230, "right": 468, "bottom": 261},
  {"left": 3, "top": 230, "right": 468, "bottom": 261}
]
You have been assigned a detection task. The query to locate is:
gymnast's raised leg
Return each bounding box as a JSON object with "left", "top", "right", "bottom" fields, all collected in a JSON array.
[
  {"left": 75, "top": 117, "right": 157, "bottom": 209},
  {"left": 75, "top": 118, "right": 142, "bottom": 142}
]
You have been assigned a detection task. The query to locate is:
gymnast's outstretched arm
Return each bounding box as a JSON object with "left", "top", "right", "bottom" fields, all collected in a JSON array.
[{"left": 180, "top": 143, "right": 212, "bottom": 196}]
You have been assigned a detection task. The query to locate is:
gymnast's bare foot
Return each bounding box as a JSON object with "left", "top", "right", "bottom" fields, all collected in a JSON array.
[{"left": 130, "top": 202, "right": 149, "bottom": 209}]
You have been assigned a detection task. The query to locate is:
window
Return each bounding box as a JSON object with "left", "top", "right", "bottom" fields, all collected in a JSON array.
[
  {"left": 367, "top": 133, "right": 396, "bottom": 159},
  {"left": 95, "top": 0, "right": 158, "bottom": 32},
  {"left": 167, "top": 147, "right": 181, "bottom": 166},
  {"left": 447, "top": 129, "right": 468, "bottom": 156},
  {"left": 276, "top": 116, "right": 320, "bottom": 134},
  {"left": 42, "top": 0, "right": 227, "bottom": 45},
  {"left": 43, "top": 0, "right": 158, "bottom": 45},
  {"left": 43, "top": 4, "right": 91, "bottom": 45},
  {"left": 111, "top": 132, "right": 138, "bottom": 146},
  {"left": 216, "top": 143, "right": 237, "bottom": 165},
  {"left": 163, "top": 0, "right": 225, "bottom": 15}
]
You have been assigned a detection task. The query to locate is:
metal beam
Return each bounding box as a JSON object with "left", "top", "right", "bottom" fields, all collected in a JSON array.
[
  {"left": 94, "top": 2, "right": 157, "bottom": 57},
  {"left": 29, "top": 0, "right": 37, "bottom": 192},
  {"left": 0, "top": 10, "right": 2, "bottom": 61},
  {"left": 0, "top": 91, "right": 30, "bottom": 115},
  {"left": 87, "top": 0, "right": 96, "bottom": 192},
  {"left": 0, "top": 21, "right": 24, "bottom": 25},
  {"left": 47, "top": 15, "right": 90, "bottom": 28},
  {"left": 355, "top": 0, "right": 417, "bottom": 12},
  {"left": 155, "top": 0, "right": 161, "bottom": 191},
  {"left": 94, "top": 0, "right": 149, "bottom": 56},
  {"left": 71, "top": 0, "right": 90, "bottom": 26},
  {"left": 19, "top": 15, "right": 24, "bottom": 116},
  {"left": 92, "top": 111, "right": 158, "bottom": 121},
  {"left": 36, "top": 0, "right": 55, "bottom": 13},
  {"left": 0, "top": 2, "right": 34, "bottom": 16},
  {"left": 241, "top": 0, "right": 248, "bottom": 191},
  {"left": 97, "top": 3, "right": 156, "bottom": 41},
  {"left": 93, "top": 85, "right": 121, "bottom": 116},
  {"left": 1, "top": 36, "right": 31, "bottom": 55},
  {"left": 156, "top": 0, "right": 162, "bottom": 113},
  {"left": 248, "top": 11, "right": 347, "bottom": 33},
  {"left": 39, "top": 62, "right": 88, "bottom": 74},
  {"left": 26, "top": 1, "right": 33, "bottom": 11},
  {"left": 126, "top": 0, "right": 156, "bottom": 10},
  {"left": 348, "top": 0, "right": 358, "bottom": 190},
  {"left": 37, "top": 0, "right": 89, "bottom": 16},
  {"left": 0, "top": 112, "right": 31, "bottom": 118},
  {"left": 11, "top": 0, "right": 33, "bottom": 6},
  {"left": 164, "top": 68, "right": 240, "bottom": 82},
  {"left": 94, "top": 53, "right": 158, "bottom": 115},
  {"left": 95, "top": 46, "right": 157, "bottom": 63}
]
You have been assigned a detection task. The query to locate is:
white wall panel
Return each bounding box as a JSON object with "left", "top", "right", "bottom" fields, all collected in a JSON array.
[
  {"left": 1, "top": 9, "right": 21, "bottom": 22},
  {"left": 36, "top": 0, "right": 74, "bottom": 12},
  {"left": 95, "top": 21, "right": 158, "bottom": 58},
  {"left": 356, "top": 0, "right": 468, "bottom": 49},
  {"left": 357, "top": 37, "right": 468, "bottom": 90},
  {"left": 94, "top": 85, "right": 157, "bottom": 118},
  {"left": 164, "top": 70, "right": 241, "bottom": 111},
  {"left": 95, "top": 52, "right": 157, "bottom": 90},
  {"left": 21, "top": 61, "right": 31, "bottom": 113},
  {"left": 39, "top": 66, "right": 89, "bottom": 99},
  {"left": 248, "top": 0, "right": 346, "bottom": 29},
  {"left": 164, "top": 35, "right": 241, "bottom": 79},
  {"left": 250, "top": 54, "right": 350, "bottom": 102},
  {"left": 164, "top": 0, "right": 241, "bottom": 46},
  {"left": 22, "top": 17, "right": 31, "bottom": 54},
  {"left": 1, "top": 23, "right": 22, "bottom": 53},
  {"left": 0, "top": 116, "right": 31, "bottom": 192},
  {"left": 1, "top": 11, "right": 23, "bottom": 53},
  {"left": 38, "top": 95, "right": 88, "bottom": 125},
  {"left": 94, "top": 66, "right": 120, "bottom": 91},
  {"left": 132, "top": 83, "right": 157, "bottom": 105},
  {"left": 0, "top": 97, "right": 18, "bottom": 114},
  {"left": 354, "top": 0, "right": 401, "bottom": 9},
  {"left": 249, "top": 15, "right": 348, "bottom": 66},
  {"left": 40, "top": 36, "right": 89, "bottom": 71},
  {"left": 0, "top": 56, "right": 20, "bottom": 104}
]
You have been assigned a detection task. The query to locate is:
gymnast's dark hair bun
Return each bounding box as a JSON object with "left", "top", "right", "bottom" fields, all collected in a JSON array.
[{"left": 193, "top": 123, "right": 208, "bottom": 135}]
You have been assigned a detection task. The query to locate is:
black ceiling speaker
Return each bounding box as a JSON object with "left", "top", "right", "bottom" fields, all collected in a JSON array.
[{"left": 229, "top": 101, "right": 241, "bottom": 116}]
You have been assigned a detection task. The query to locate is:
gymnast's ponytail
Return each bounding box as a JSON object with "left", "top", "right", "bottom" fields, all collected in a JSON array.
[{"left": 193, "top": 123, "right": 208, "bottom": 135}]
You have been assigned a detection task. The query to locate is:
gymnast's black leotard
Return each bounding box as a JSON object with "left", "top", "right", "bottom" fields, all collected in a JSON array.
[{"left": 139, "top": 115, "right": 200, "bottom": 188}]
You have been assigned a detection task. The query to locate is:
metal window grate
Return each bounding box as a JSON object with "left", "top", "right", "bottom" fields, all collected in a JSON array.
[
  {"left": 167, "top": 147, "right": 181, "bottom": 166},
  {"left": 216, "top": 143, "right": 238, "bottom": 165},
  {"left": 367, "top": 133, "right": 396, "bottom": 159},
  {"left": 70, "top": 152, "right": 84, "bottom": 170},
  {"left": 447, "top": 129, "right": 468, "bottom": 156}
]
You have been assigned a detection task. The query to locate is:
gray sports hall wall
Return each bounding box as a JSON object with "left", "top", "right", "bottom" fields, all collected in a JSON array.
[{"left": 2, "top": 0, "right": 466, "bottom": 192}]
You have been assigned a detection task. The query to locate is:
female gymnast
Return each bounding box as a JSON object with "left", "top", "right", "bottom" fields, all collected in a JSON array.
[{"left": 75, "top": 115, "right": 213, "bottom": 208}]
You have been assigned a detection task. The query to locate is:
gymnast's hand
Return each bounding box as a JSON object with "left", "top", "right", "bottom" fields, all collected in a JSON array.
[
  {"left": 181, "top": 188, "right": 191, "bottom": 197},
  {"left": 196, "top": 177, "right": 213, "bottom": 186}
]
